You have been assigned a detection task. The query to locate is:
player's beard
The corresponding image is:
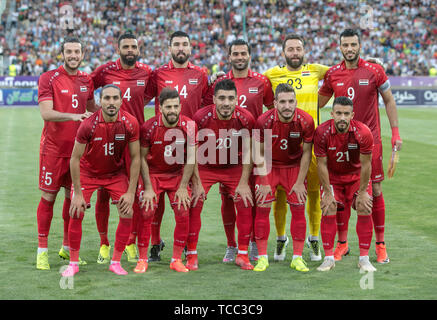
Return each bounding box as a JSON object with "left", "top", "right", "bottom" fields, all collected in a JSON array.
[
  {"left": 285, "top": 56, "right": 304, "bottom": 69},
  {"left": 172, "top": 52, "right": 190, "bottom": 65},
  {"left": 231, "top": 59, "right": 249, "bottom": 71},
  {"left": 163, "top": 112, "right": 179, "bottom": 126},
  {"left": 278, "top": 108, "right": 295, "bottom": 121},
  {"left": 120, "top": 53, "right": 138, "bottom": 66},
  {"left": 335, "top": 120, "right": 349, "bottom": 133},
  {"left": 64, "top": 57, "right": 82, "bottom": 71},
  {"left": 103, "top": 104, "right": 118, "bottom": 117},
  {"left": 217, "top": 105, "right": 234, "bottom": 119},
  {"left": 342, "top": 51, "right": 360, "bottom": 63}
]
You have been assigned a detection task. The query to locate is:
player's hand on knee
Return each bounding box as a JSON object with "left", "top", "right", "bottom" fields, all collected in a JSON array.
[
  {"left": 174, "top": 188, "right": 191, "bottom": 211},
  {"left": 255, "top": 184, "right": 272, "bottom": 206},
  {"left": 321, "top": 192, "right": 336, "bottom": 216},
  {"left": 235, "top": 183, "right": 254, "bottom": 207},
  {"left": 141, "top": 188, "right": 157, "bottom": 212},
  {"left": 290, "top": 183, "right": 307, "bottom": 204},
  {"left": 191, "top": 183, "right": 206, "bottom": 207},
  {"left": 356, "top": 192, "right": 373, "bottom": 215},
  {"left": 119, "top": 192, "right": 134, "bottom": 216},
  {"left": 69, "top": 194, "right": 86, "bottom": 219}
]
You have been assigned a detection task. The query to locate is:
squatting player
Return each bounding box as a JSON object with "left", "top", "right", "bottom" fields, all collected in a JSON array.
[
  {"left": 36, "top": 37, "right": 97, "bottom": 270},
  {"left": 314, "top": 96, "right": 376, "bottom": 272},
  {"left": 318, "top": 29, "right": 402, "bottom": 264},
  {"left": 137, "top": 87, "right": 197, "bottom": 273},
  {"left": 186, "top": 79, "right": 256, "bottom": 271},
  {"left": 204, "top": 39, "right": 274, "bottom": 263},
  {"left": 253, "top": 83, "right": 314, "bottom": 272},
  {"left": 144, "top": 31, "right": 209, "bottom": 262},
  {"left": 91, "top": 32, "right": 153, "bottom": 264},
  {"left": 63, "top": 84, "right": 140, "bottom": 277}
]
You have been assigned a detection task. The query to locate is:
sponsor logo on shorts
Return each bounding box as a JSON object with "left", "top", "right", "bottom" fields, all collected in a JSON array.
[
  {"left": 115, "top": 134, "right": 125, "bottom": 141},
  {"left": 375, "top": 174, "right": 382, "bottom": 178}
]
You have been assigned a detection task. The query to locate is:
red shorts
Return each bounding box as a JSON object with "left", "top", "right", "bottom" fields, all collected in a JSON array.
[
  {"left": 321, "top": 179, "right": 373, "bottom": 211},
  {"left": 254, "top": 166, "right": 304, "bottom": 205},
  {"left": 371, "top": 143, "right": 384, "bottom": 182},
  {"left": 151, "top": 174, "right": 191, "bottom": 207},
  {"left": 71, "top": 174, "right": 129, "bottom": 207},
  {"left": 198, "top": 166, "right": 242, "bottom": 199},
  {"left": 39, "top": 154, "right": 71, "bottom": 193}
]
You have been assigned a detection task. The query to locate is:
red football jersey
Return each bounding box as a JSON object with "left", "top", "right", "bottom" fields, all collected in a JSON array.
[
  {"left": 75, "top": 109, "right": 139, "bottom": 178},
  {"left": 318, "top": 58, "right": 390, "bottom": 143},
  {"left": 145, "top": 61, "right": 209, "bottom": 119},
  {"left": 203, "top": 69, "right": 274, "bottom": 119},
  {"left": 194, "top": 105, "right": 255, "bottom": 169},
  {"left": 38, "top": 65, "right": 94, "bottom": 157},
  {"left": 313, "top": 119, "right": 374, "bottom": 184},
  {"left": 256, "top": 108, "right": 315, "bottom": 168},
  {"left": 91, "top": 59, "right": 152, "bottom": 124},
  {"left": 140, "top": 114, "right": 197, "bottom": 176}
]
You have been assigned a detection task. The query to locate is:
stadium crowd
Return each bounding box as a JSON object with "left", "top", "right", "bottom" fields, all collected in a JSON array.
[{"left": 2, "top": 0, "right": 437, "bottom": 77}]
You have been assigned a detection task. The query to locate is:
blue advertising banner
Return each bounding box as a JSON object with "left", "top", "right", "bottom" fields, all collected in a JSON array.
[{"left": 0, "top": 88, "right": 38, "bottom": 106}]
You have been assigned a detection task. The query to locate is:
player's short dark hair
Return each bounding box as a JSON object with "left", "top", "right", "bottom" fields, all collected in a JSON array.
[
  {"left": 214, "top": 79, "right": 237, "bottom": 95},
  {"left": 118, "top": 32, "right": 137, "bottom": 47},
  {"left": 282, "top": 34, "right": 305, "bottom": 51},
  {"left": 169, "top": 31, "right": 190, "bottom": 46},
  {"left": 100, "top": 84, "right": 122, "bottom": 99},
  {"left": 60, "top": 36, "right": 82, "bottom": 54},
  {"left": 275, "top": 83, "right": 296, "bottom": 98},
  {"left": 340, "top": 29, "right": 361, "bottom": 44},
  {"left": 159, "top": 87, "right": 180, "bottom": 106},
  {"left": 332, "top": 96, "right": 353, "bottom": 109},
  {"left": 228, "top": 39, "right": 251, "bottom": 56}
]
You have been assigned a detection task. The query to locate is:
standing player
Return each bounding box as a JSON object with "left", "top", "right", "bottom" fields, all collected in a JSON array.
[
  {"left": 137, "top": 88, "right": 196, "bottom": 273},
  {"left": 186, "top": 79, "right": 255, "bottom": 271},
  {"left": 314, "top": 96, "right": 376, "bottom": 272},
  {"left": 144, "top": 31, "right": 209, "bottom": 262},
  {"left": 318, "top": 29, "right": 402, "bottom": 264},
  {"left": 264, "top": 34, "right": 328, "bottom": 262},
  {"left": 204, "top": 39, "right": 274, "bottom": 263},
  {"left": 91, "top": 32, "right": 153, "bottom": 264},
  {"left": 253, "top": 83, "right": 314, "bottom": 272},
  {"left": 63, "top": 84, "right": 140, "bottom": 277},
  {"left": 36, "top": 37, "right": 96, "bottom": 270}
]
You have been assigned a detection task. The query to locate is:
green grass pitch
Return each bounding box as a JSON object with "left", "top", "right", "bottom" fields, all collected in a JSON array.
[{"left": 0, "top": 106, "right": 436, "bottom": 300}]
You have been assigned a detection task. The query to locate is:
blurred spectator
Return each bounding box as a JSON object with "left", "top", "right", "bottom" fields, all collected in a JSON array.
[{"left": 4, "top": 0, "right": 437, "bottom": 76}]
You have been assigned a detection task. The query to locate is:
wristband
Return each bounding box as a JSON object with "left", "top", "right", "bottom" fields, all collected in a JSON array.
[{"left": 391, "top": 127, "right": 401, "bottom": 149}]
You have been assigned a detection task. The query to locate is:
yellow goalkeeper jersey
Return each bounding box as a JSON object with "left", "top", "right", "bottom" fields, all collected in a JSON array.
[{"left": 264, "top": 63, "right": 329, "bottom": 126}]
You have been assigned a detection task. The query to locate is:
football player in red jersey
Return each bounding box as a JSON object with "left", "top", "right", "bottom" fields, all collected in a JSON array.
[
  {"left": 204, "top": 39, "right": 274, "bottom": 263},
  {"left": 252, "top": 83, "right": 314, "bottom": 272},
  {"left": 318, "top": 29, "right": 402, "bottom": 264},
  {"left": 63, "top": 84, "right": 141, "bottom": 277},
  {"left": 314, "top": 96, "right": 376, "bottom": 272},
  {"left": 144, "top": 31, "right": 209, "bottom": 262},
  {"left": 137, "top": 88, "right": 197, "bottom": 273},
  {"left": 91, "top": 32, "right": 153, "bottom": 264},
  {"left": 36, "top": 37, "right": 97, "bottom": 270},
  {"left": 186, "top": 79, "right": 256, "bottom": 271}
]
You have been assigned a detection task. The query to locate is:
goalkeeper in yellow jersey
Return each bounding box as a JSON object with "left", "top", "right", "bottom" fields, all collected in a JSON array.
[{"left": 264, "top": 34, "right": 329, "bottom": 262}]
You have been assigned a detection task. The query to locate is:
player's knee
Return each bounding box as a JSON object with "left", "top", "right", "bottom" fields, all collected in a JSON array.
[
  {"left": 372, "top": 182, "right": 382, "bottom": 197},
  {"left": 41, "top": 190, "right": 57, "bottom": 202}
]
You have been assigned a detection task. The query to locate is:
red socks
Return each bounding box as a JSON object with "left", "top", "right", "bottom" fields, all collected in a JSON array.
[
  {"left": 137, "top": 211, "right": 153, "bottom": 260},
  {"left": 234, "top": 201, "right": 253, "bottom": 252},
  {"left": 290, "top": 204, "right": 306, "bottom": 256},
  {"left": 254, "top": 206, "right": 271, "bottom": 256},
  {"left": 357, "top": 215, "right": 373, "bottom": 256},
  {"left": 126, "top": 201, "right": 141, "bottom": 246},
  {"left": 172, "top": 205, "right": 189, "bottom": 259},
  {"left": 337, "top": 205, "right": 351, "bottom": 242},
  {"left": 113, "top": 218, "right": 132, "bottom": 262},
  {"left": 37, "top": 197, "right": 55, "bottom": 248},
  {"left": 68, "top": 212, "right": 85, "bottom": 261},
  {"left": 151, "top": 193, "right": 166, "bottom": 246},
  {"left": 321, "top": 215, "right": 337, "bottom": 256},
  {"left": 372, "top": 193, "right": 385, "bottom": 243},
  {"left": 95, "top": 188, "right": 110, "bottom": 246},
  {"left": 187, "top": 202, "right": 203, "bottom": 252},
  {"left": 221, "top": 194, "right": 237, "bottom": 247},
  {"left": 62, "top": 197, "right": 71, "bottom": 247}
]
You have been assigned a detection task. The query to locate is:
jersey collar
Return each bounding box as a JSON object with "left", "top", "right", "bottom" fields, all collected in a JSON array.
[
  {"left": 228, "top": 68, "right": 253, "bottom": 79},
  {"left": 168, "top": 60, "right": 193, "bottom": 69},
  {"left": 340, "top": 57, "right": 365, "bottom": 70}
]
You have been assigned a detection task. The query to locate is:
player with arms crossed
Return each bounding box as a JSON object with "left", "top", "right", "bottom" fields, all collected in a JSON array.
[
  {"left": 253, "top": 83, "right": 314, "bottom": 272},
  {"left": 204, "top": 39, "right": 274, "bottom": 263},
  {"left": 318, "top": 29, "right": 402, "bottom": 264},
  {"left": 136, "top": 87, "right": 196, "bottom": 273},
  {"left": 91, "top": 32, "right": 153, "bottom": 264},
  {"left": 36, "top": 37, "right": 97, "bottom": 270},
  {"left": 187, "top": 79, "right": 255, "bottom": 271},
  {"left": 63, "top": 85, "right": 140, "bottom": 277},
  {"left": 314, "top": 96, "right": 376, "bottom": 272},
  {"left": 144, "top": 31, "right": 209, "bottom": 262}
]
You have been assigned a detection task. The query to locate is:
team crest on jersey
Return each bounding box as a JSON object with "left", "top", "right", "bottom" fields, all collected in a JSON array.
[
  {"left": 115, "top": 134, "right": 125, "bottom": 141},
  {"left": 290, "top": 132, "right": 300, "bottom": 138},
  {"left": 248, "top": 87, "right": 258, "bottom": 94},
  {"left": 301, "top": 71, "right": 311, "bottom": 76},
  {"left": 348, "top": 143, "right": 358, "bottom": 149},
  {"left": 137, "top": 80, "right": 145, "bottom": 86},
  {"left": 189, "top": 79, "right": 198, "bottom": 85},
  {"left": 80, "top": 86, "right": 88, "bottom": 92},
  {"left": 359, "top": 79, "right": 369, "bottom": 86}
]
